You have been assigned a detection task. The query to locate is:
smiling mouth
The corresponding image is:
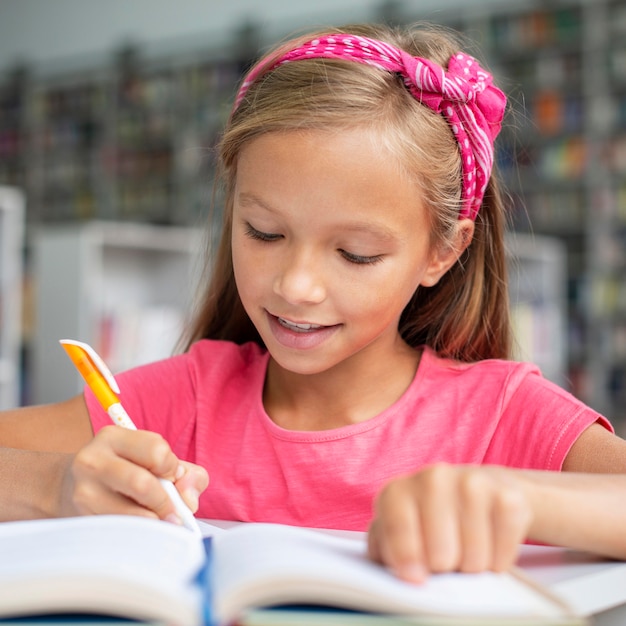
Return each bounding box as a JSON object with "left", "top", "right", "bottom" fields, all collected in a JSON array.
[{"left": 277, "top": 317, "right": 324, "bottom": 333}]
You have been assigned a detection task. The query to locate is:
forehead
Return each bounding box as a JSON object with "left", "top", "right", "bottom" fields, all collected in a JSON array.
[{"left": 235, "top": 128, "right": 423, "bottom": 211}]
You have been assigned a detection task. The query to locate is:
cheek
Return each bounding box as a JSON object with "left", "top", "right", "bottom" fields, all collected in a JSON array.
[
  {"left": 232, "top": 237, "right": 278, "bottom": 309},
  {"left": 338, "top": 269, "right": 419, "bottom": 321},
  {"left": 231, "top": 237, "right": 258, "bottom": 300}
]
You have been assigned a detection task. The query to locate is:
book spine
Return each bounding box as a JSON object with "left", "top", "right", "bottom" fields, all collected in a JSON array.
[{"left": 196, "top": 536, "right": 215, "bottom": 626}]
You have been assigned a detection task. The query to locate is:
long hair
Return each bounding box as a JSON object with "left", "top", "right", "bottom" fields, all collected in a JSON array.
[{"left": 183, "top": 22, "right": 512, "bottom": 362}]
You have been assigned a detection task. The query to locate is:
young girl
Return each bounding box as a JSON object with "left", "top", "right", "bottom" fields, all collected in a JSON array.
[{"left": 2, "top": 22, "right": 626, "bottom": 584}]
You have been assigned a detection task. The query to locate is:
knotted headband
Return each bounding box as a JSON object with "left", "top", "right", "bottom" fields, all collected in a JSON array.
[{"left": 233, "top": 34, "right": 507, "bottom": 220}]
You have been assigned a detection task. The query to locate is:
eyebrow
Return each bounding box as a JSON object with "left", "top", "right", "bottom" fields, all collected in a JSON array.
[
  {"left": 338, "top": 222, "right": 400, "bottom": 244},
  {"left": 237, "top": 192, "right": 278, "bottom": 214},
  {"left": 236, "top": 192, "right": 401, "bottom": 243}
]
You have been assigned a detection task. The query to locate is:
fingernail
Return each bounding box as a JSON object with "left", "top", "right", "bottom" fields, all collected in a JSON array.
[
  {"left": 183, "top": 488, "right": 199, "bottom": 512},
  {"left": 165, "top": 513, "right": 183, "bottom": 526},
  {"left": 398, "top": 563, "right": 428, "bottom": 584},
  {"left": 175, "top": 464, "right": 185, "bottom": 480}
]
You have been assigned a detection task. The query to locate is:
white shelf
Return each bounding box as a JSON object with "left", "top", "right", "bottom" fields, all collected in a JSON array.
[
  {"left": 0, "top": 186, "right": 25, "bottom": 410},
  {"left": 506, "top": 232, "right": 567, "bottom": 387},
  {"left": 32, "top": 221, "right": 202, "bottom": 404}
]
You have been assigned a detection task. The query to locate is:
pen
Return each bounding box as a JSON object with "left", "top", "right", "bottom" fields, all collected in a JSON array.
[{"left": 59, "top": 338, "right": 202, "bottom": 536}]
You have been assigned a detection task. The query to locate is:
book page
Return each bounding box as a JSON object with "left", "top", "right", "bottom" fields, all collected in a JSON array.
[
  {"left": 212, "top": 523, "right": 567, "bottom": 624},
  {"left": 0, "top": 515, "right": 205, "bottom": 624},
  {"left": 198, "top": 518, "right": 233, "bottom": 535}
]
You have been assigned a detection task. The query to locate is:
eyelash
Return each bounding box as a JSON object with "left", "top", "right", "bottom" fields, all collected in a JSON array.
[
  {"left": 243, "top": 223, "right": 384, "bottom": 266},
  {"left": 339, "top": 250, "right": 385, "bottom": 266},
  {"left": 244, "top": 223, "right": 282, "bottom": 242}
]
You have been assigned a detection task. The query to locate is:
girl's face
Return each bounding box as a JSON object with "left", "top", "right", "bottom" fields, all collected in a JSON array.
[{"left": 231, "top": 128, "right": 459, "bottom": 376}]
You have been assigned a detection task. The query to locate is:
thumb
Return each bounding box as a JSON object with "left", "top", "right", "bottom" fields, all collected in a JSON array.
[{"left": 174, "top": 461, "right": 209, "bottom": 512}]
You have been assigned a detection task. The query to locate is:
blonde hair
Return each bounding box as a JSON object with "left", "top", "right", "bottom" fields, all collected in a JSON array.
[{"left": 183, "top": 22, "right": 512, "bottom": 362}]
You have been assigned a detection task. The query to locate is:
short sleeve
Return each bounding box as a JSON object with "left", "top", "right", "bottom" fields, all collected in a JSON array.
[
  {"left": 84, "top": 351, "right": 196, "bottom": 446},
  {"left": 484, "top": 369, "right": 613, "bottom": 470}
]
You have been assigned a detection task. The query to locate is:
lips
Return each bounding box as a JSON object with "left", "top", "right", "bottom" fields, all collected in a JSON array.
[
  {"left": 277, "top": 317, "right": 323, "bottom": 333},
  {"left": 268, "top": 312, "right": 340, "bottom": 350}
]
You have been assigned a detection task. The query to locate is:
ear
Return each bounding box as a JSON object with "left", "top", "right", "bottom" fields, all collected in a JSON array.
[{"left": 420, "top": 218, "right": 475, "bottom": 287}]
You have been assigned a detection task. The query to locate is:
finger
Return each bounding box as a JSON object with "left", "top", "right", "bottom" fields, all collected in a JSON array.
[
  {"left": 91, "top": 452, "right": 178, "bottom": 521},
  {"left": 73, "top": 479, "right": 160, "bottom": 520},
  {"left": 70, "top": 452, "right": 161, "bottom": 519},
  {"left": 418, "top": 465, "right": 460, "bottom": 574},
  {"left": 367, "top": 519, "right": 383, "bottom": 564},
  {"left": 99, "top": 426, "right": 180, "bottom": 481},
  {"left": 174, "top": 462, "right": 210, "bottom": 512},
  {"left": 458, "top": 469, "right": 492, "bottom": 573},
  {"left": 491, "top": 487, "right": 531, "bottom": 572},
  {"left": 72, "top": 429, "right": 183, "bottom": 521},
  {"left": 369, "top": 479, "right": 428, "bottom": 583}
]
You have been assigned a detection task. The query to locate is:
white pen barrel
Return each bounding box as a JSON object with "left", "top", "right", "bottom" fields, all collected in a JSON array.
[
  {"left": 160, "top": 479, "right": 202, "bottom": 536},
  {"left": 107, "top": 403, "right": 137, "bottom": 430}
]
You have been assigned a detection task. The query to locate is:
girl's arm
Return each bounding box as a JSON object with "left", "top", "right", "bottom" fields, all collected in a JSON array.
[
  {"left": 523, "top": 423, "right": 626, "bottom": 556},
  {"left": 0, "top": 396, "right": 92, "bottom": 519},
  {"left": 368, "top": 423, "right": 626, "bottom": 583},
  {"left": 0, "top": 395, "right": 93, "bottom": 452},
  {"left": 0, "top": 397, "right": 207, "bottom": 521}
]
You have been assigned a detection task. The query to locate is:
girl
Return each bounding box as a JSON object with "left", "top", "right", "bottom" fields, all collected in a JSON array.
[{"left": 2, "top": 22, "right": 626, "bottom": 584}]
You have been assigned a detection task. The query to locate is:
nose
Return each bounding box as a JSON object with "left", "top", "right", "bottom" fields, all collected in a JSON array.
[{"left": 273, "top": 247, "right": 327, "bottom": 305}]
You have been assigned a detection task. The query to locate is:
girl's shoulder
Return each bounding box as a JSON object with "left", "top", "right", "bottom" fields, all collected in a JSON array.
[
  {"left": 418, "top": 346, "right": 611, "bottom": 431},
  {"left": 101, "top": 340, "right": 269, "bottom": 435},
  {"left": 419, "top": 345, "right": 540, "bottom": 388}
]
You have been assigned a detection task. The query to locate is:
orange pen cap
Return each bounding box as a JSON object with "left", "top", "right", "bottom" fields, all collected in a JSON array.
[{"left": 59, "top": 339, "right": 120, "bottom": 411}]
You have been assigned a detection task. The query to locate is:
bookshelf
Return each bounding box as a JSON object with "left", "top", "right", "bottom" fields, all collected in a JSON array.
[
  {"left": 0, "top": 68, "right": 29, "bottom": 195},
  {"left": 31, "top": 221, "right": 201, "bottom": 404},
  {"left": 0, "top": 186, "right": 25, "bottom": 410},
  {"left": 21, "top": 49, "right": 239, "bottom": 227}
]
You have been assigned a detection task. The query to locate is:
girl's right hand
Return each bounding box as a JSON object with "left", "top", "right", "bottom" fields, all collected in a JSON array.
[
  {"left": 367, "top": 463, "right": 532, "bottom": 583},
  {"left": 62, "top": 425, "right": 209, "bottom": 523}
]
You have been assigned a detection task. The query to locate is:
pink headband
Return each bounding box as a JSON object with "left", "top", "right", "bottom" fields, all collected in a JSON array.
[{"left": 233, "top": 34, "right": 507, "bottom": 220}]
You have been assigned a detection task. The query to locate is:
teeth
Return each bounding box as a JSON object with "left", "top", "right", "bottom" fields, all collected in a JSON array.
[{"left": 278, "top": 317, "right": 322, "bottom": 331}]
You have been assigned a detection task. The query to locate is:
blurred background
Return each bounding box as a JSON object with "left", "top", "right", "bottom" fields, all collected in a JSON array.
[{"left": 0, "top": 0, "right": 624, "bottom": 431}]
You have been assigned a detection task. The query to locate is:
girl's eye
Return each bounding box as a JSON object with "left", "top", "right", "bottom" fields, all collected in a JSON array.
[
  {"left": 339, "top": 249, "right": 384, "bottom": 265},
  {"left": 244, "top": 223, "right": 282, "bottom": 242}
]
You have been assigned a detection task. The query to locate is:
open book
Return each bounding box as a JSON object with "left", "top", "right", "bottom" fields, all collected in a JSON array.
[{"left": 0, "top": 515, "right": 585, "bottom": 625}]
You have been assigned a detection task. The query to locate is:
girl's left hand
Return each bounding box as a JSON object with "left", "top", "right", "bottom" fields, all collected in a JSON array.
[{"left": 367, "top": 463, "right": 532, "bottom": 583}]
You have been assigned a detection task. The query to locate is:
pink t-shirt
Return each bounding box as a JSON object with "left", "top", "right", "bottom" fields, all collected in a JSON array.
[{"left": 85, "top": 340, "right": 611, "bottom": 531}]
